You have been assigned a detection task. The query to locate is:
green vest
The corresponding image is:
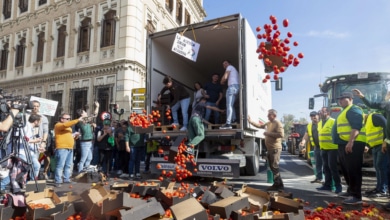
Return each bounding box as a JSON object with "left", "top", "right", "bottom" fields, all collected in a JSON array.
[
  {"left": 365, "top": 113, "right": 383, "bottom": 147},
  {"left": 336, "top": 105, "right": 366, "bottom": 143},
  {"left": 318, "top": 118, "right": 338, "bottom": 150},
  {"left": 307, "top": 123, "right": 316, "bottom": 147}
]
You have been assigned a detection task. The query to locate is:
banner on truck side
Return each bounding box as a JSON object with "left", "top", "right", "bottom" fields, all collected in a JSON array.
[
  {"left": 30, "top": 96, "right": 58, "bottom": 116},
  {"left": 171, "top": 33, "right": 200, "bottom": 62}
]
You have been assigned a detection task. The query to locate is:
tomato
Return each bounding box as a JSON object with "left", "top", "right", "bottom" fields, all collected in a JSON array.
[
  {"left": 256, "top": 26, "right": 261, "bottom": 32},
  {"left": 283, "top": 19, "right": 289, "bottom": 27},
  {"left": 287, "top": 32, "right": 293, "bottom": 38}
]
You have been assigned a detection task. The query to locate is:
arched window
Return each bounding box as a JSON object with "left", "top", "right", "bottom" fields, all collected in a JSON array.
[
  {"left": 78, "top": 18, "right": 91, "bottom": 53},
  {"left": 3, "top": 0, "right": 12, "bottom": 19},
  {"left": 57, "top": 25, "right": 66, "bottom": 57},
  {"left": 0, "top": 43, "right": 9, "bottom": 70},
  {"left": 15, "top": 38, "right": 26, "bottom": 67},
  {"left": 101, "top": 10, "right": 116, "bottom": 48},
  {"left": 19, "top": 0, "right": 29, "bottom": 13},
  {"left": 36, "top": 32, "right": 45, "bottom": 62}
]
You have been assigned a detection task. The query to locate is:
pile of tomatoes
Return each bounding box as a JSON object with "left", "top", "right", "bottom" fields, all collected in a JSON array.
[
  {"left": 156, "top": 138, "right": 197, "bottom": 183},
  {"left": 128, "top": 109, "right": 156, "bottom": 128},
  {"left": 256, "top": 15, "right": 304, "bottom": 82}
]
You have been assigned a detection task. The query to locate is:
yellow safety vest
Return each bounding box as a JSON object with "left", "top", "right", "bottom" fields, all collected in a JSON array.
[
  {"left": 365, "top": 113, "right": 383, "bottom": 147},
  {"left": 318, "top": 118, "right": 338, "bottom": 150},
  {"left": 307, "top": 123, "right": 316, "bottom": 147},
  {"left": 336, "top": 105, "right": 366, "bottom": 143}
]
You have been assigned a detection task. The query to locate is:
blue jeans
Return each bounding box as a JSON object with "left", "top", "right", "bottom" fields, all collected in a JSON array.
[
  {"left": 128, "top": 147, "right": 144, "bottom": 175},
  {"left": 18, "top": 152, "right": 40, "bottom": 180},
  {"left": 204, "top": 102, "right": 220, "bottom": 124},
  {"left": 321, "top": 149, "right": 341, "bottom": 189},
  {"left": 78, "top": 141, "right": 93, "bottom": 172},
  {"left": 171, "top": 97, "right": 190, "bottom": 128},
  {"left": 54, "top": 149, "right": 73, "bottom": 183},
  {"left": 372, "top": 145, "right": 388, "bottom": 193},
  {"left": 314, "top": 148, "right": 323, "bottom": 180},
  {"left": 225, "top": 84, "right": 239, "bottom": 124},
  {"left": 0, "top": 176, "right": 10, "bottom": 191},
  {"left": 91, "top": 145, "right": 100, "bottom": 165}
]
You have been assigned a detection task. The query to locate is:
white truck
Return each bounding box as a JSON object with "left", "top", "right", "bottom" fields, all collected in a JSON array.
[{"left": 146, "top": 14, "right": 273, "bottom": 178}]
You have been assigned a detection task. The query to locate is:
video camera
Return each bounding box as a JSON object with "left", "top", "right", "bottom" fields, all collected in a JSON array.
[{"left": 0, "top": 88, "right": 32, "bottom": 114}]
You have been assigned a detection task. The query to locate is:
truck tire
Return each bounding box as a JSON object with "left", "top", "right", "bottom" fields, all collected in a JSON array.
[{"left": 243, "top": 143, "right": 260, "bottom": 176}]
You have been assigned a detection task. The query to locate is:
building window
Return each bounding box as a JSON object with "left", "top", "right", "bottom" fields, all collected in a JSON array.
[
  {"left": 78, "top": 18, "right": 91, "bottom": 53},
  {"left": 0, "top": 43, "right": 9, "bottom": 70},
  {"left": 176, "top": 0, "right": 183, "bottom": 24},
  {"left": 3, "top": 0, "right": 12, "bottom": 19},
  {"left": 15, "top": 38, "right": 26, "bottom": 67},
  {"left": 146, "top": 20, "right": 156, "bottom": 35},
  {"left": 57, "top": 25, "right": 66, "bottom": 57},
  {"left": 101, "top": 10, "right": 116, "bottom": 48},
  {"left": 19, "top": 0, "right": 29, "bottom": 13},
  {"left": 36, "top": 32, "right": 45, "bottom": 62},
  {"left": 185, "top": 9, "right": 191, "bottom": 25},
  {"left": 38, "top": 0, "right": 46, "bottom": 6},
  {"left": 165, "top": 0, "right": 173, "bottom": 13}
]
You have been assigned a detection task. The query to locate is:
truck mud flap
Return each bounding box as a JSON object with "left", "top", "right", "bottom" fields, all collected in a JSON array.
[{"left": 150, "top": 157, "right": 240, "bottom": 179}]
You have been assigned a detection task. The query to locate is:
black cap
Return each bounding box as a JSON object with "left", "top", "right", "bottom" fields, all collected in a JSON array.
[
  {"left": 337, "top": 92, "right": 353, "bottom": 99},
  {"left": 309, "top": 111, "right": 318, "bottom": 116}
]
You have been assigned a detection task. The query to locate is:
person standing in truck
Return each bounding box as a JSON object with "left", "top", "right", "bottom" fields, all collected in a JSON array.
[
  {"left": 204, "top": 73, "right": 223, "bottom": 124},
  {"left": 248, "top": 109, "right": 284, "bottom": 191},
  {"left": 220, "top": 60, "right": 239, "bottom": 129},
  {"left": 158, "top": 76, "right": 190, "bottom": 131}
]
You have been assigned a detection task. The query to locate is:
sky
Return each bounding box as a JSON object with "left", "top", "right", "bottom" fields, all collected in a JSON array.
[{"left": 203, "top": 0, "right": 390, "bottom": 121}]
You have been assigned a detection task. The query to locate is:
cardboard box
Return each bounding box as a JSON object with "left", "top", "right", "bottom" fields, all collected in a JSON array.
[
  {"left": 0, "top": 204, "right": 25, "bottom": 220},
  {"left": 110, "top": 182, "right": 133, "bottom": 192},
  {"left": 25, "top": 188, "right": 64, "bottom": 220},
  {"left": 170, "top": 198, "right": 209, "bottom": 220},
  {"left": 270, "top": 196, "right": 302, "bottom": 214},
  {"left": 236, "top": 185, "right": 270, "bottom": 212},
  {"left": 130, "top": 124, "right": 154, "bottom": 134},
  {"left": 256, "top": 210, "right": 305, "bottom": 220},
  {"left": 131, "top": 181, "right": 160, "bottom": 196},
  {"left": 49, "top": 202, "right": 76, "bottom": 220},
  {"left": 156, "top": 188, "right": 191, "bottom": 209},
  {"left": 200, "top": 190, "right": 218, "bottom": 208},
  {"left": 231, "top": 210, "right": 263, "bottom": 220},
  {"left": 119, "top": 197, "right": 165, "bottom": 220},
  {"left": 102, "top": 191, "right": 147, "bottom": 217},
  {"left": 209, "top": 196, "right": 250, "bottom": 219},
  {"left": 26, "top": 180, "right": 46, "bottom": 192},
  {"left": 209, "top": 185, "right": 234, "bottom": 199},
  {"left": 79, "top": 184, "right": 110, "bottom": 208}
]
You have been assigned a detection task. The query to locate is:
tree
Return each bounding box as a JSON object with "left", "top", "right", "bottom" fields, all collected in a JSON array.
[{"left": 281, "top": 114, "right": 295, "bottom": 140}]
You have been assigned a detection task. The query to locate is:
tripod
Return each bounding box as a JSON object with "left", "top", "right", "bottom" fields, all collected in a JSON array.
[{"left": 0, "top": 114, "right": 39, "bottom": 193}]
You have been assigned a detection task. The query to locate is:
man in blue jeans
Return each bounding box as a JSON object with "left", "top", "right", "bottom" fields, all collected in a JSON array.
[
  {"left": 220, "top": 60, "right": 239, "bottom": 129},
  {"left": 54, "top": 113, "right": 84, "bottom": 187},
  {"left": 204, "top": 73, "right": 223, "bottom": 124},
  {"left": 125, "top": 124, "right": 145, "bottom": 178}
]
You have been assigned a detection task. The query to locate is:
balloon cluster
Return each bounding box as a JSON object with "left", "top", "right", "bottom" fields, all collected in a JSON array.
[{"left": 256, "top": 15, "right": 304, "bottom": 83}]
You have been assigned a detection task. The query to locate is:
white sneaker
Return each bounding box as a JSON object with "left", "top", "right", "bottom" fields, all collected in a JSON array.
[
  {"left": 119, "top": 173, "right": 129, "bottom": 178},
  {"left": 130, "top": 174, "right": 134, "bottom": 178},
  {"left": 171, "top": 123, "right": 179, "bottom": 126},
  {"left": 180, "top": 127, "right": 187, "bottom": 131}
]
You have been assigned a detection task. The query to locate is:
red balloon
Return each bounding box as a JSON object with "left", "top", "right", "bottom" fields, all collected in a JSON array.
[{"left": 283, "top": 19, "right": 289, "bottom": 28}]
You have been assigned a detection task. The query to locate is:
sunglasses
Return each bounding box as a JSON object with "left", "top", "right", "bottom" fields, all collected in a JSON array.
[{"left": 62, "top": 118, "right": 71, "bottom": 120}]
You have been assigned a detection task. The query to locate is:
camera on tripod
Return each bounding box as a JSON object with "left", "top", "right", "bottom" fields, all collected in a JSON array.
[{"left": 0, "top": 88, "right": 33, "bottom": 115}]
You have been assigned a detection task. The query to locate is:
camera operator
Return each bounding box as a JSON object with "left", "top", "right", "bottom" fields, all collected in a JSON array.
[{"left": 0, "top": 109, "right": 19, "bottom": 132}]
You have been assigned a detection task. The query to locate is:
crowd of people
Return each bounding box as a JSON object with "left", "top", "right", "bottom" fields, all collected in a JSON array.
[{"left": 299, "top": 90, "right": 390, "bottom": 208}]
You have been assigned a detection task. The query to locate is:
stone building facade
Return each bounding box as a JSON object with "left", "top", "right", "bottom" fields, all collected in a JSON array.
[{"left": 0, "top": 0, "right": 206, "bottom": 127}]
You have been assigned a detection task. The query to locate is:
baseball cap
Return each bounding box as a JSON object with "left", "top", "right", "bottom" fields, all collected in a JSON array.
[
  {"left": 337, "top": 92, "right": 354, "bottom": 99},
  {"left": 103, "top": 119, "right": 111, "bottom": 125},
  {"left": 309, "top": 111, "right": 318, "bottom": 117}
]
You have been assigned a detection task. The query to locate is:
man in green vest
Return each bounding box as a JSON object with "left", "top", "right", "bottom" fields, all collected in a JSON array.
[
  {"left": 299, "top": 111, "right": 323, "bottom": 184},
  {"left": 363, "top": 112, "right": 388, "bottom": 198},
  {"left": 332, "top": 92, "right": 366, "bottom": 205},
  {"left": 316, "top": 107, "right": 342, "bottom": 193}
]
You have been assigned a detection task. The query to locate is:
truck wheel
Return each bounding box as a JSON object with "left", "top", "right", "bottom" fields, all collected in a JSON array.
[{"left": 243, "top": 145, "right": 260, "bottom": 176}]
